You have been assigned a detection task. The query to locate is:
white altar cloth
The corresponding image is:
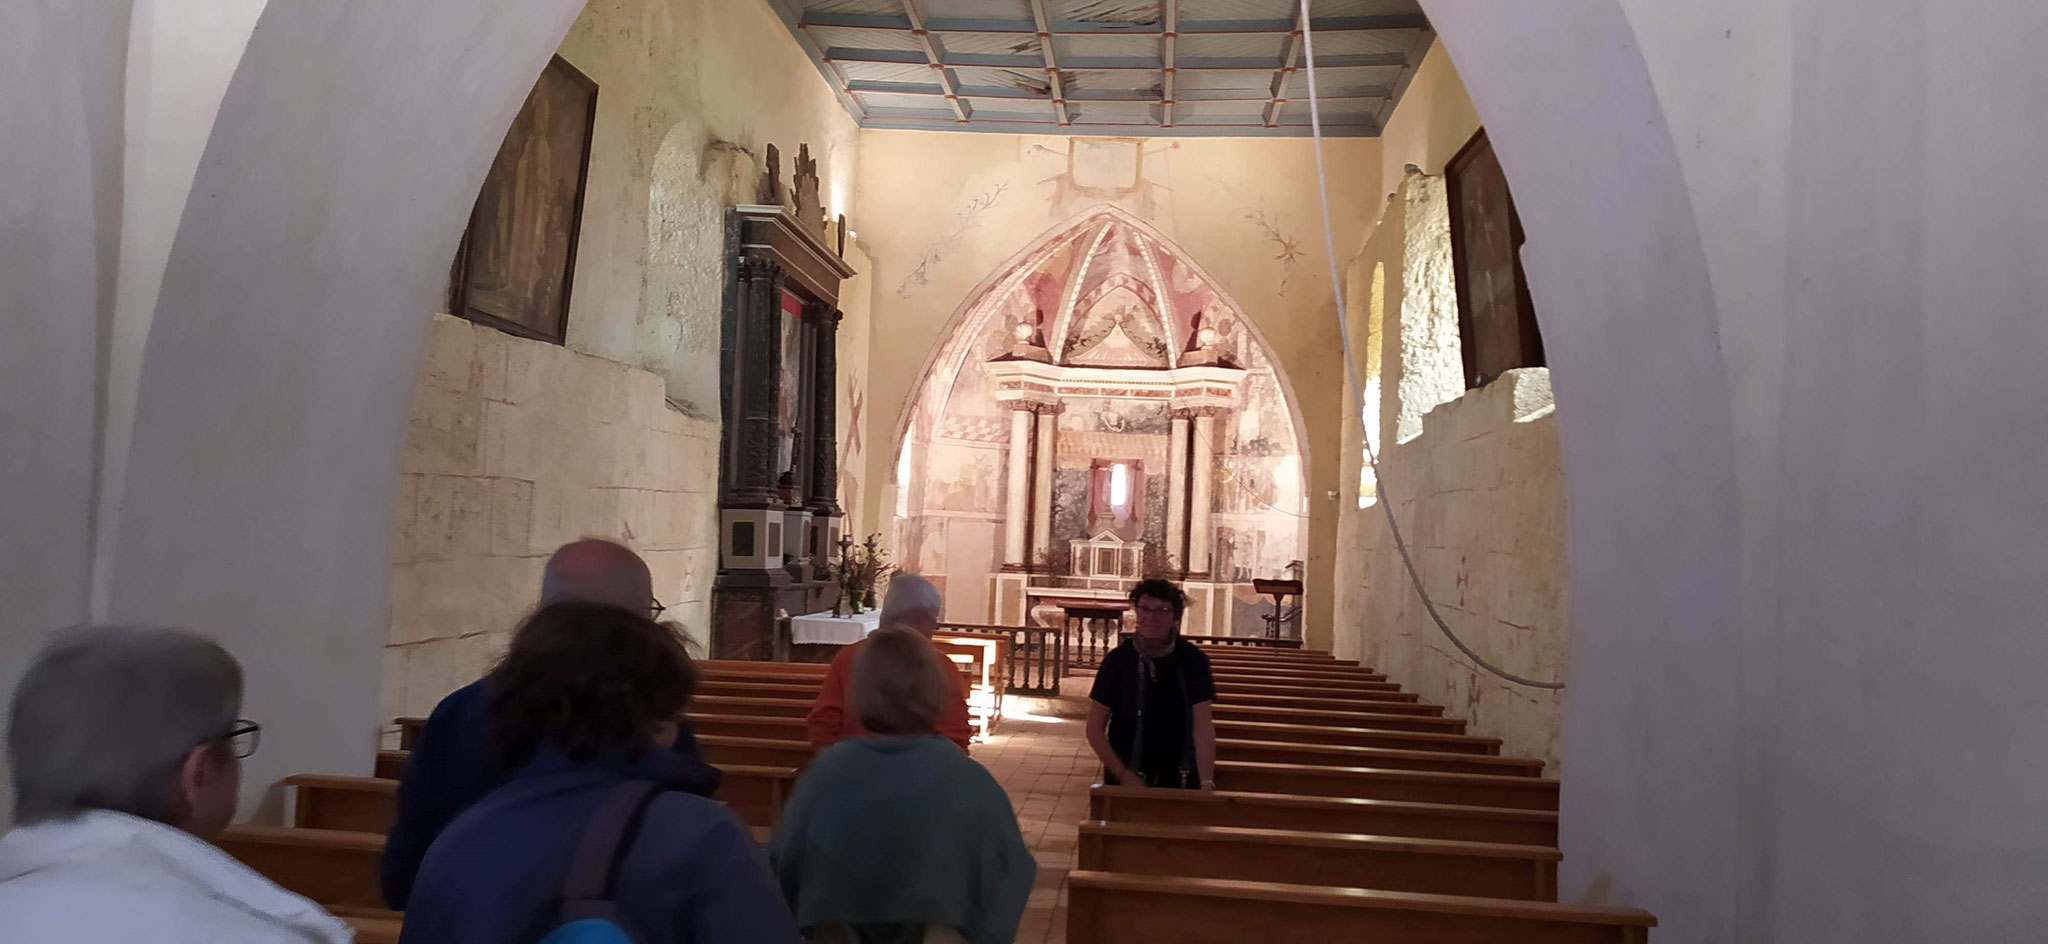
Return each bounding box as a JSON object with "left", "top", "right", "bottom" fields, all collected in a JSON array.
[{"left": 789, "top": 610, "right": 882, "bottom": 645}]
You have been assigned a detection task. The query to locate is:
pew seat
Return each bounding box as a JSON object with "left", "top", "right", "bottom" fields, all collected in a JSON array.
[
  {"left": 1214, "top": 681, "right": 1420, "bottom": 703},
  {"left": 1208, "top": 665, "right": 1390, "bottom": 683},
  {"left": 1067, "top": 872, "right": 1655, "bottom": 944},
  {"left": 1078, "top": 821, "right": 1558, "bottom": 900},
  {"left": 698, "top": 679, "right": 824, "bottom": 700},
  {"left": 1216, "top": 760, "right": 1560, "bottom": 811},
  {"left": 687, "top": 712, "right": 809, "bottom": 741},
  {"left": 1209, "top": 671, "right": 1401, "bottom": 692},
  {"left": 286, "top": 774, "right": 394, "bottom": 833},
  {"left": 1216, "top": 738, "right": 1546, "bottom": 777},
  {"left": 1090, "top": 785, "right": 1558, "bottom": 847}
]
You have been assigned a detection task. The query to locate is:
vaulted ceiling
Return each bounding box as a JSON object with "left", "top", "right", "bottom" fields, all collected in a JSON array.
[{"left": 766, "top": 0, "right": 1433, "bottom": 137}]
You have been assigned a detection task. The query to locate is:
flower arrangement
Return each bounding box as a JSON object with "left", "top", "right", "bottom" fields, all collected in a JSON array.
[{"left": 839, "top": 533, "right": 894, "bottom": 614}]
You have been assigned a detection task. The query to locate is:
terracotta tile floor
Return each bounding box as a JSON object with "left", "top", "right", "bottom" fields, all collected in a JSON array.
[{"left": 975, "top": 681, "right": 1100, "bottom": 944}]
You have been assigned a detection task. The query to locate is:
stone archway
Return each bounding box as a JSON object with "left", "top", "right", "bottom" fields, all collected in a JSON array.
[{"left": 890, "top": 206, "right": 1313, "bottom": 634}]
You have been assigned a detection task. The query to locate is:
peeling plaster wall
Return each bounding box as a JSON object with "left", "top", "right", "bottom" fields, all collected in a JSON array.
[
  {"left": 860, "top": 133, "right": 1381, "bottom": 644},
  {"left": 382, "top": 0, "right": 863, "bottom": 719}
]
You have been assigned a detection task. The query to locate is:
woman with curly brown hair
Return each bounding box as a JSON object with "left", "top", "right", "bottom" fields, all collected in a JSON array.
[{"left": 399, "top": 600, "right": 799, "bottom": 944}]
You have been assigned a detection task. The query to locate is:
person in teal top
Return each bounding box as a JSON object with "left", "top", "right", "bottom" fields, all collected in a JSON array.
[{"left": 768, "top": 626, "right": 1036, "bottom": 944}]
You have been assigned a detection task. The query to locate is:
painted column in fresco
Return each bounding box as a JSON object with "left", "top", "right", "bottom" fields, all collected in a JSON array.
[
  {"left": 1003, "top": 406, "right": 1032, "bottom": 568},
  {"left": 1166, "top": 410, "right": 1191, "bottom": 573},
  {"left": 1187, "top": 409, "right": 1219, "bottom": 577},
  {"left": 1029, "top": 402, "right": 1059, "bottom": 569}
]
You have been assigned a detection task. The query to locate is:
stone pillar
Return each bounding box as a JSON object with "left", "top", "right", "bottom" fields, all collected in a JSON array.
[
  {"left": 1166, "top": 411, "right": 1190, "bottom": 574},
  {"left": 729, "top": 256, "right": 783, "bottom": 506},
  {"left": 1003, "top": 407, "right": 1032, "bottom": 569},
  {"left": 1187, "top": 410, "right": 1218, "bottom": 577},
  {"left": 1029, "top": 403, "right": 1058, "bottom": 568}
]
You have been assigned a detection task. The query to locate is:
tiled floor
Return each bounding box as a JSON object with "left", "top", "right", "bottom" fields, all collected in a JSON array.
[{"left": 974, "top": 682, "right": 1101, "bottom": 944}]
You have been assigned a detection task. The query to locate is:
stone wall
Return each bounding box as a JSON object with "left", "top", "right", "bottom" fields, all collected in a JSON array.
[
  {"left": 1329, "top": 49, "right": 1567, "bottom": 770},
  {"left": 382, "top": 315, "right": 717, "bottom": 740},
  {"left": 1351, "top": 370, "right": 1566, "bottom": 769}
]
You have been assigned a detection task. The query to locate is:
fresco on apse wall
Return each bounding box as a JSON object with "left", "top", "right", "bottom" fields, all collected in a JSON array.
[{"left": 896, "top": 208, "right": 1306, "bottom": 621}]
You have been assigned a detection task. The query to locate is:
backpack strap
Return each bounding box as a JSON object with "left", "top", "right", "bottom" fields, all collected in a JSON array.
[{"left": 560, "top": 780, "right": 663, "bottom": 907}]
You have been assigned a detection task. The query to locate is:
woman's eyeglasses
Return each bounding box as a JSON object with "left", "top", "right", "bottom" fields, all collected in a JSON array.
[
  {"left": 651, "top": 597, "right": 669, "bottom": 619},
  {"left": 222, "top": 720, "right": 262, "bottom": 759}
]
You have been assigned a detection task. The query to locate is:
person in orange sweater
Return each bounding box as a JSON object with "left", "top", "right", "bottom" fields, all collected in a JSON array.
[{"left": 806, "top": 573, "right": 974, "bottom": 752}]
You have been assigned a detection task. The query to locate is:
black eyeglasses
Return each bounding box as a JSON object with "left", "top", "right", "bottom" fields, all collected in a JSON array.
[
  {"left": 222, "top": 720, "right": 261, "bottom": 759},
  {"left": 651, "top": 598, "right": 668, "bottom": 619}
]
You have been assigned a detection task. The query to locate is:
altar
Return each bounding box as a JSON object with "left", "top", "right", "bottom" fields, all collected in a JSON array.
[{"left": 788, "top": 610, "right": 881, "bottom": 646}]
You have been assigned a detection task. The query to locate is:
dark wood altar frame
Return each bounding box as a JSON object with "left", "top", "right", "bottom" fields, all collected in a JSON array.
[{"left": 712, "top": 156, "right": 856, "bottom": 659}]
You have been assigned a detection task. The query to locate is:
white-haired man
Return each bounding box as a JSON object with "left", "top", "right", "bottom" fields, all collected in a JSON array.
[
  {"left": 0, "top": 626, "right": 352, "bottom": 943},
  {"left": 805, "top": 573, "right": 973, "bottom": 751}
]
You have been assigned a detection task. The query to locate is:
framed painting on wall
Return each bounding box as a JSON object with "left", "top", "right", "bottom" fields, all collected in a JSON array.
[
  {"left": 1446, "top": 128, "right": 1546, "bottom": 388},
  {"left": 449, "top": 55, "right": 598, "bottom": 344}
]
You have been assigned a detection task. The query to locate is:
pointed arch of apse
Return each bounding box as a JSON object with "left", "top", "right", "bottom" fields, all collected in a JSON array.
[{"left": 886, "top": 204, "right": 1316, "bottom": 535}]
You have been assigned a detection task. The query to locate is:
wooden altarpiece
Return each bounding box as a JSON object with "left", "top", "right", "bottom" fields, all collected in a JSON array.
[{"left": 713, "top": 144, "right": 856, "bottom": 659}]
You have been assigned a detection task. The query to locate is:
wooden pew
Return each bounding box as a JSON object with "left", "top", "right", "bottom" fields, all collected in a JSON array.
[
  {"left": 375, "top": 749, "right": 406, "bottom": 780},
  {"left": 1216, "top": 691, "right": 1445, "bottom": 716},
  {"left": 691, "top": 694, "right": 812, "bottom": 719},
  {"left": 1214, "top": 718, "right": 1501, "bottom": 755},
  {"left": 287, "top": 774, "right": 394, "bottom": 833},
  {"left": 1210, "top": 674, "right": 1405, "bottom": 694},
  {"left": 1216, "top": 739, "right": 1546, "bottom": 778},
  {"left": 289, "top": 765, "right": 799, "bottom": 832},
  {"left": 698, "top": 679, "right": 823, "bottom": 700},
  {"left": 1214, "top": 681, "right": 1421, "bottom": 704},
  {"left": 1210, "top": 665, "right": 1391, "bottom": 683},
  {"left": 333, "top": 907, "right": 403, "bottom": 944},
  {"left": 1078, "top": 821, "right": 1558, "bottom": 901},
  {"left": 397, "top": 716, "right": 424, "bottom": 751},
  {"left": 688, "top": 712, "right": 809, "bottom": 742},
  {"left": 714, "top": 764, "right": 800, "bottom": 829},
  {"left": 1090, "top": 785, "right": 1557, "bottom": 847},
  {"left": 1216, "top": 761, "right": 1559, "bottom": 811},
  {"left": 1199, "top": 651, "right": 1343, "bottom": 667},
  {"left": 1067, "top": 872, "right": 1655, "bottom": 944},
  {"left": 699, "top": 659, "right": 830, "bottom": 678},
  {"left": 216, "top": 825, "right": 383, "bottom": 909},
  {"left": 694, "top": 734, "right": 813, "bottom": 770},
  {"left": 1212, "top": 703, "right": 1467, "bottom": 734}
]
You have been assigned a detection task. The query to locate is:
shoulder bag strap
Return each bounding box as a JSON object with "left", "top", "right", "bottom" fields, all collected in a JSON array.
[{"left": 560, "top": 780, "right": 663, "bottom": 905}]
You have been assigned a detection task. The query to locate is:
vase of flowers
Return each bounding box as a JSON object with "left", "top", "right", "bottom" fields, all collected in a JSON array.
[{"left": 841, "top": 533, "right": 894, "bottom": 616}]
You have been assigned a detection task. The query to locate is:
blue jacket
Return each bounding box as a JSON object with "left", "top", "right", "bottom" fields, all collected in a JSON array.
[
  {"left": 380, "top": 679, "right": 721, "bottom": 909},
  {"left": 397, "top": 748, "right": 797, "bottom": 944}
]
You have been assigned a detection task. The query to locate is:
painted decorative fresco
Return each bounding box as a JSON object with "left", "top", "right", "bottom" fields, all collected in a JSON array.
[{"left": 896, "top": 206, "right": 1307, "bottom": 626}]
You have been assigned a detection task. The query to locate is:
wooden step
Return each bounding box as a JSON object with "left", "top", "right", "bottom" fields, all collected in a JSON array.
[
  {"left": 1217, "top": 739, "right": 1545, "bottom": 778},
  {"left": 698, "top": 679, "right": 823, "bottom": 700},
  {"left": 1212, "top": 704, "right": 1466, "bottom": 734},
  {"left": 1079, "top": 821, "right": 1558, "bottom": 901},
  {"left": 690, "top": 694, "right": 812, "bottom": 719},
  {"left": 696, "top": 733, "right": 814, "bottom": 770},
  {"left": 215, "top": 825, "right": 383, "bottom": 910},
  {"left": 1214, "top": 682, "right": 1419, "bottom": 703},
  {"left": 286, "top": 774, "right": 394, "bottom": 833},
  {"left": 1090, "top": 786, "right": 1557, "bottom": 847},
  {"left": 1215, "top": 761, "right": 1559, "bottom": 811},
  {"left": 1067, "top": 872, "right": 1655, "bottom": 944},
  {"left": 687, "top": 712, "right": 809, "bottom": 742},
  {"left": 1214, "top": 719, "right": 1499, "bottom": 755},
  {"left": 1217, "top": 692, "right": 1445, "bottom": 716}
]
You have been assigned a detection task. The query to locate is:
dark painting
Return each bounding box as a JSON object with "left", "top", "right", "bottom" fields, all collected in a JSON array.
[
  {"left": 452, "top": 56, "right": 597, "bottom": 343},
  {"left": 1447, "top": 130, "right": 1545, "bottom": 388}
]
